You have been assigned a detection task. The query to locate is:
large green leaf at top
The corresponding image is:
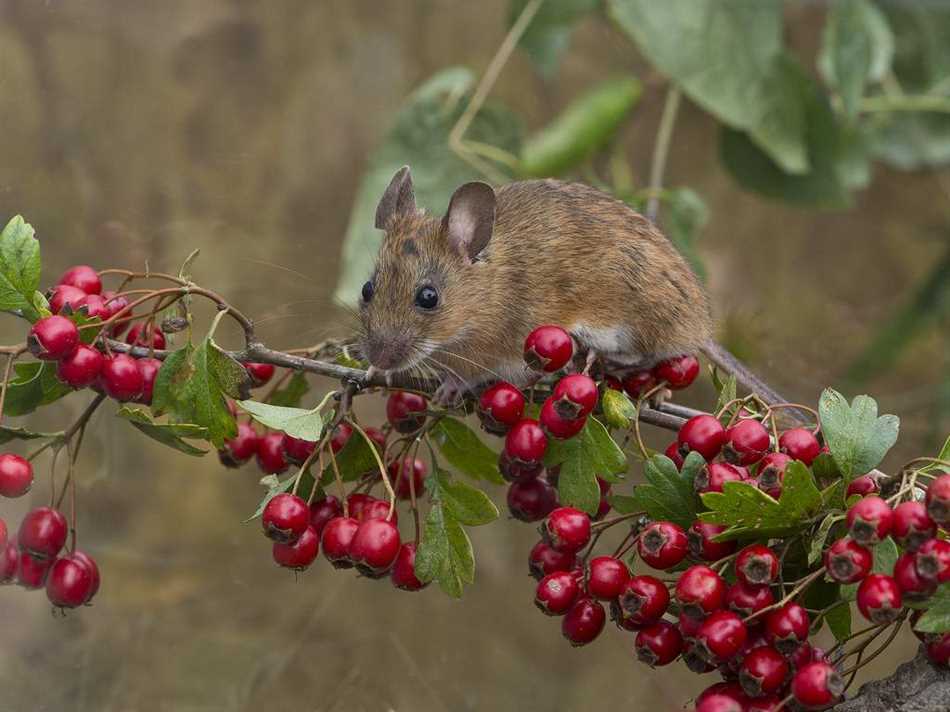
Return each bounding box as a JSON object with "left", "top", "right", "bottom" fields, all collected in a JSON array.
[
  {"left": 0, "top": 215, "right": 41, "bottom": 321},
  {"left": 544, "top": 416, "right": 626, "bottom": 515},
  {"left": 4, "top": 362, "right": 72, "bottom": 417},
  {"left": 509, "top": 0, "right": 600, "bottom": 77},
  {"left": 334, "top": 68, "right": 523, "bottom": 304},
  {"left": 818, "top": 388, "right": 899, "bottom": 481}
]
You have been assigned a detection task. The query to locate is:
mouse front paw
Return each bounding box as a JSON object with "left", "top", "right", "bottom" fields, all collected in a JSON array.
[{"left": 432, "top": 376, "right": 468, "bottom": 408}]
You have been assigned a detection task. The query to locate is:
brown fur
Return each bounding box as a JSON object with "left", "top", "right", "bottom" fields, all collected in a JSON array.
[{"left": 359, "top": 175, "right": 713, "bottom": 387}]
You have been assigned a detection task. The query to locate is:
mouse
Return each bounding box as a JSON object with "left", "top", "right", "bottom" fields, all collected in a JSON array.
[{"left": 357, "top": 165, "right": 786, "bottom": 406}]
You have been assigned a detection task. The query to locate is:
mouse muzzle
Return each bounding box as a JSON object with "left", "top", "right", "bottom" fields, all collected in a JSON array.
[{"left": 362, "top": 332, "right": 414, "bottom": 373}]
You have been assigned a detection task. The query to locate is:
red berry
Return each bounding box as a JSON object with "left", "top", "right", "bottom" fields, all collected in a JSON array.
[
  {"left": 535, "top": 571, "right": 581, "bottom": 615},
  {"left": 789, "top": 642, "right": 824, "bottom": 670},
  {"left": 58, "top": 265, "right": 101, "bottom": 294},
  {"left": 363, "top": 426, "right": 387, "bottom": 453},
  {"left": 696, "top": 683, "right": 748, "bottom": 710},
  {"left": 892, "top": 501, "right": 937, "bottom": 551},
  {"left": 360, "top": 499, "right": 398, "bottom": 525},
  {"left": 695, "top": 610, "right": 747, "bottom": 662},
  {"left": 256, "top": 432, "right": 289, "bottom": 474},
  {"left": 695, "top": 689, "right": 747, "bottom": 712},
  {"left": 539, "top": 396, "right": 586, "bottom": 439},
  {"left": 321, "top": 516, "right": 360, "bottom": 568},
  {"left": 847, "top": 475, "right": 879, "bottom": 498},
  {"left": 507, "top": 478, "right": 558, "bottom": 522},
  {"left": 244, "top": 362, "right": 275, "bottom": 387},
  {"left": 652, "top": 354, "right": 700, "bottom": 390},
  {"left": 386, "top": 391, "right": 428, "bottom": 434},
  {"left": 125, "top": 322, "right": 166, "bottom": 350},
  {"left": 99, "top": 354, "right": 144, "bottom": 401},
  {"left": 17, "top": 550, "right": 53, "bottom": 589},
  {"left": 0, "top": 517, "right": 5, "bottom": 549},
  {"left": 219, "top": 422, "right": 259, "bottom": 467},
  {"left": 678, "top": 415, "right": 726, "bottom": 461},
  {"left": 722, "top": 419, "right": 770, "bottom": 466},
  {"left": 735, "top": 544, "right": 779, "bottom": 586},
  {"left": 688, "top": 521, "right": 737, "bottom": 561},
  {"left": 498, "top": 450, "right": 543, "bottom": 482},
  {"left": 915, "top": 538, "right": 950, "bottom": 584},
  {"left": 272, "top": 524, "right": 319, "bottom": 571},
  {"left": 586, "top": 556, "right": 629, "bottom": 600},
  {"left": 726, "top": 581, "right": 774, "bottom": 617},
  {"left": 136, "top": 357, "right": 161, "bottom": 405},
  {"left": 543, "top": 507, "right": 591, "bottom": 552},
  {"left": 792, "top": 661, "right": 843, "bottom": 709},
  {"left": 552, "top": 374, "right": 598, "bottom": 420},
  {"left": 676, "top": 565, "right": 726, "bottom": 619},
  {"left": 389, "top": 457, "right": 428, "bottom": 499},
  {"left": 856, "top": 573, "right": 903, "bottom": 623},
  {"left": 261, "top": 493, "right": 309, "bottom": 544},
  {"left": 635, "top": 620, "right": 683, "bottom": 666},
  {"left": 100, "top": 291, "right": 131, "bottom": 337},
  {"left": 696, "top": 462, "right": 744, "bottom": 494},
  {"left": 348, "top": 518, "right": 401, "bottom": 576},
  {"left": 739, "top": 645, "right": 789, "bottom": 697},
  {"left": 594, "top": 477, "right": 612, "bottom": 521},
  {"left": 604, "top": 375, "right": 622, "bottom": 390},
  {"left": 779, "top": 428, "right": 821, "bottom": 465},
  {"left": 529, "top": 540, "right": 576, "bottom": 580},
  {"left": 17, "top": 507, "right": 68, "bottom": 560},
  {"left": 618, "top": 574, "right": 669, "bottom": 625},
  {"left": 75, "top": 293, "right": 110, "bottom": 320},
  {"left": 391, "top": 542, "right": 427, "bottom": 591},
  {"left": 756, "top": 452, "right": 792, "bottom": 499},
  {"left": 561, "top": 597, "right": 605, "bottom": 646},
  {"left": 28, "top": 315, "right": 80, "bottom": 361},
  {"left": 638, "top": 521, "right": 688, "bottom": 569},
  {"left": 746, "top": 697, "right": 784, "bottom": 712},
  {"left": 925, "top": 632, "right": 950, "bottom": 667},
  {"left": 926, "top": 473, "right": 950, "bottom": 525},
  {"left": 346, "top": 493, "right": 375, "bottom": 520},
  {"left": 0, "top": 453, "right": 33, "bottom": 497},
  {"left": 48, "top": 284, "right": 87, "bottom": 314},
  {"left": 1, "top": 542, "right": 17, "bottom": 583},
  {"left": 622, "top": 370, "right": 654, "bottom": 399},
  {"left": 309, "top": 495, "right": 341, "bottom": 537},
  {"left": 282, "top": 434, "right": 316, "bottom": 466},
  {"left": 46, "top": 554, "right": 96, "bottom": 608},
  {"left": 765, "top": 603, "right": 810, "bottom": 654},
  {"left": 664, "top": 441, "right": 684, "bottom": 469},
  {"left": 894, "top": 551, "right": 937, "bottom": 601},
  {"left": 505, "top": 418, "right": 548, "bottom": 463},
  {"left": 846, "top": 495, "right": 893, "bottom": 545},
  {"left": 824, "top": 537, "right": 872, "bottom": 584},
  {"left": 524, "top": 325, "right": 573, "bottom": 372},
  {"left": 69, "top": 550, "right": 100, "bottom": 603},
  {"left": 477, "top": 382, "right": 526, "bottom": 434}
]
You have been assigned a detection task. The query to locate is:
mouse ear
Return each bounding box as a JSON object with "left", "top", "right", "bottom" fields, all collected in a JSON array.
[
  {"left": 375, "top": 166, "right": 416, "bottom": 230},
  {"left": 442, "top": 181, "right": 496, "bottom": 263}
]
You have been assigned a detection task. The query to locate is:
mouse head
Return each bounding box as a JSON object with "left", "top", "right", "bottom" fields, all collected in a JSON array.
[{"left": 357, "top": 166, "right": 496, "bottom": 374}]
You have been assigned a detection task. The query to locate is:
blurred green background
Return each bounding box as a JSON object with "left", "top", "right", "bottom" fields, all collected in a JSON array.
[{"left": 0, "top": 1, "right": 947, "bottom": 710}]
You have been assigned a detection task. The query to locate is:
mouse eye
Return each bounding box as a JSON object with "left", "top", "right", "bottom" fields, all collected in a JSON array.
[
  {"left": 415, "top": 285, "right": 439, "bottom": 310},
  {"left": 361, "top": 280, "right": 374, "bottom": 303}
]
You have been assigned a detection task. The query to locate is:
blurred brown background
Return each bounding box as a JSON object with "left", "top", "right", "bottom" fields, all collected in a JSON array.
[{"left": 0, "top": 1, "right": 944, "bottom": 710}]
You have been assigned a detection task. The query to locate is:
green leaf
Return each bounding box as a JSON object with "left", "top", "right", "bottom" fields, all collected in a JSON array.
[
  {"left": 826, "top": 601, "right": 853, "bottom": 641},
  {"left": 509, "top": 0, "right": 599, "bottom": 77},
  {"left": 700, "top": 461, "right": 822, "bottom": 539},
  {"left": 712, "top": 370, "right": 738, "bottom": 423},
  {"left": 430, "top": 418, "right": 504, "bottom": 484},
  {"left": 662, "top": 188, "right": 709, "bottom": 281},
  {"left": 246, "top": 474, "right": 296, "bottom": 522},
  {"left": 520, "top": 77, "right": 642, "bottom": 177},
  {"left": 237, "top": 400, "right": 323, "bottom": 442},
  {"left": 334, "top": 68, "right": 523, "bottom": 304},
  {"left": 0, "top": 215, "right": 41, "bottom": 320},
  {"left": 116, "top": 407, "right": 209, "bottom": 456},
  {"left": 151, "top": 339, "right": 248, "bottom": 448},
  {"left": 266, "top": 372, "right": 310, "bottom": 408},
  {"left": 601, "top": 388, "right": 637, "bottom": 430},
  {"left": 429, "top": 469, "right": 498, "bottom": 527},
  {"left": 544, "top": 416, "right": 626, "bottom": 514},
  {"left": 818, "top": 388, "right": 900, "bottom": 481},
  {"left": 842, "top": 537, "right": 900, "bottom": 600},
  {"left": 914, "top": 583, "right": 950, "bottom": 634},
  {"left": 414, "top": 503, "right": 475, "bottom": 598},
  {"left": 0, "top": 424, "right": 55, "bottom": 444},
  {"left": 818, "top": 0, "right": 894, "bottom": 119},
  {"left": 808, "top": 513, "right": 843, "bottom": 566},
  {"left": 320, "top": 434, "right": 380, "bottom": 484},
  {"left": 4, "top": 362, "right": 72, "bottom": 417},
  {"left": 624, "top": 451, "right": 703, "bottom": 529}
]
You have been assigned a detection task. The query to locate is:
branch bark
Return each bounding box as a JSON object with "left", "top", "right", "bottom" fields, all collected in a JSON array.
[{"left": 832, "top": 649, "right": 950, "bottom": 712}]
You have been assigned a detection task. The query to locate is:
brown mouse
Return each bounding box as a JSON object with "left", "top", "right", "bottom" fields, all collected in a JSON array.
[{"left": 357, "top": 166, "right": 783, "bottom": 404}]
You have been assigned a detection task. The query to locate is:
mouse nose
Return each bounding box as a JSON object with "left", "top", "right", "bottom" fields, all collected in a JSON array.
[{"left": 365, "top": 335, "right": 410, "bottom": 372}]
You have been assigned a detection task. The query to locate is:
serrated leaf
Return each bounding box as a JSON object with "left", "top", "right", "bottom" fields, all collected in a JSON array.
[
  {"left": 429, "top": 469, "right": 498, "bottom": 527},
  {"left": 4, "top": 362, "right": 72, "bottom": 417},
  {"left": 913, "top": 583, "right": 950, "bottom": 633},
  {"left": 266, "top": 372, "right": 310, "bottom": 408},
  {"left": 808, "top": 513, "right": 843, "bottom": 565},
  {"left": 819, "top": 388, "right": 899, "bottom": 481},
  {"left": 0, "top": 215, "right": 41, "bottom": 320},
  {"left": 713, "top": 370, "right": 738, "bottom": 422},
  {"left": 430, "top": 418, "right": 504, "bottom": 484},
  {"left": 414, "top": 503, "right": 475, "bottom": 598},
  {"left": 510, "top": 0, "right": 599, "bottom": 77},
  {"left": 601, "top": 388, "right": 637, "bottom": 430},
  {"left": 842, "top": 537, "right": 900, "bottom": 600},
  {"left": 624, "top": 452, "right": 703, "bottom": 529},
  {"left": 237, "top": 400, "right": 323, "bottom": 442},
  {"left": 544, "top": 416, "right": 626, "bottom": 515},
  {"left": 701, "top": 461, "right": 822, "bottom": 539},
  {"left": 116, "top": 407, "right": 208, "bottom": 456}
]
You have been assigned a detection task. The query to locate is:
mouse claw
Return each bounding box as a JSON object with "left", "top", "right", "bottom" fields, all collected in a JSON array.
[{"left": 433, "top": 376, "right": 468, "bottom": 408}]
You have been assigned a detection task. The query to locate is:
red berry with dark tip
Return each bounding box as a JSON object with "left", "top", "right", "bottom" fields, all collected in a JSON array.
[
  {"left": 46, "top": 554, "right": 96, "bottom": 608},
  {"left": 765, "top": 603, "right": 810, "bottom": 654},
  {"left": 273, "top": 524, "right": 319, "bottom": 571},
  {"left": 635, "top": 620, "right": 683, "bottom": 666},
  {"left": 391, "top": 542, "right": 427, "bottom": 591},
  {"left": 695, "top": 693, "right": 746, "bottom": 712},
  {"left": 857, "top": 573, "right": 902, "bottom": 623},
  {"left": 618, "top": 574, "right": 669, "bottom": 625},
  {"left": 552, "top": 374, "right": 598, "bottom": 420},
  {"left": 925, "top": 632, "right": 950, "bottom": 667},
  {"left": 70, "top": 550, "right": 100, "bottom": 602},
  {"left": 847, "top": 474, "right": 879, "bottom": 498},
  {"left": 824, "top": 537, "right": 872, "bottom": 584},
  {"left": 676, "top": 565, "right": 726, "bottom": 619},
  {"left": 256, "top": 432, "right": 289, "bottom": 474},
  {"left": 75, "top": 293, "right": 109, "bottom": 320},
  {"left": 18, "top": 507, "right": 68, "bottom": 560},
  {"left": 282, "top": 434, "right": 316, "bottom": 466},
  {"left": 915, "top": 538, "right": 950, "bottom": 584},
  {"left": 535, "top": 571, "right": 580, "bottom": 615},
  {"left": 695, "top": 610, "right": 747, "bottom": 662},
  {"left": 507, "top": 477, "right": 558, "bottom": 522},
  {"left": 789, "top": 642, "right": 824, "bottom": 670},
  {"left": 757, "top": 452, "right": 792, "bottom": 499},
  {"left": 261, "top": 493, "right": 309, "bottom": 544},
  {"left": 386, "top": 391, "right": 428, "bottom": 434},
  {"left": 505, "top": 418, "right": 548, "bottom": 464},
  {"left": 894, "top": 551, "right": 937, "bottom": 601},
  {"left": 136, "top": 357, "right": 161, "bottom": 405},
  {"left": 219, "top": 422, "right": 259, "bottom": 467},
  {"left": 243, "top": 362, "right": 274, "bottom": 387},
  {"left": 16, "top": 550, "right": 52, "bottom": 589},
  {"left": 664, "top": 441, "right": 684, "bottom": 469},
  {"left": 779, "top": 428, "right": 821, "bottom": 465},
  {"left": 792, "top": 661, "right": 843, "bottom": 709},
  {"left": 926, "top": 473, "right": 950, "bottom": 525},
  {"left": 321, "top": 516, "right": 359, "bottom": 569},
  {"left": 348, "top": 518, "right": 401, "bottom": 576},
  {"left": 696, "top": 462, "right": 744, "bottom": 494},
  {"left": 561, "top": 597, "right": 605, "bottom": 646},
  {"left": 0, "top": 453, "right": 33, "bottom": 497},
  {"left": 309, "top": 496, "right": 341, "bottom": 537},
  {"left": 846, "top": 495, "right": 892, "bottom": 545},
  {"left": 688, "top": 521, "right": 737, "bottom": 562},
  {"left": 328, "top": 422, "right": 353, "bottom": 454},
  {"left": 892, "top": 501, "right": 937, "bottom": 551},
  {"left": 586, "top": 556, "right": 629, "bottom": 600},
  {"left": 622, "top": 370, "right": 654, "bottom": 399},
  {"left": 125, "top": 322, "right": 166, "bottom": 350},
  {"left": 735, "top": 544, "right": 779, "bottom": 586},
  {"left": 678, "top": 414, "right": 726, "bottom": 461},
  {"left": 723, "top": 419, "right": 770, "bottom": 466},
  {"left": 389, "top": 457, "right": 428, "bottom": 500},
  {"left": 58, "top": 265, "right": 101, "bottom": 294},
  {"left": 1, "top": 542, "right": 17, "bottom": 583},
  {"left": 478, "top": 381, "right": 526, "bottom": 435},
  {"left": 100, "top": 354, "right": 144, "bottom": 401},
  {"left": 540, "top": 396, "right": 586, "bottom": 439},
  {"left": 48, "top": 284, "right": 87, "bottom": 314},
  {"left": 529, "top": 540, "right": 575, "bottom": 580},
  {"left": 543, "top": 507, "right": 590, "bottom": 552},
  {"left": 524, "top": 325, "right": 573, "bottom": 372},
  {"left": 28, "top": 315, "right": 79, "bottom": 361},
  {"left": 652, "top": 354, "right": 699, "bottom": 390},
  {"left": 498, "top": 450, "right": 543, "bottom": 483},
  {"left": 739, "top": 645, "right": 789, "bottom": 697},
  {"left": 726, "top": 582, "right": 774, "bottom": 617},
  {"left": 638, "top": 520, "right": 688, "bottom": 569}
]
